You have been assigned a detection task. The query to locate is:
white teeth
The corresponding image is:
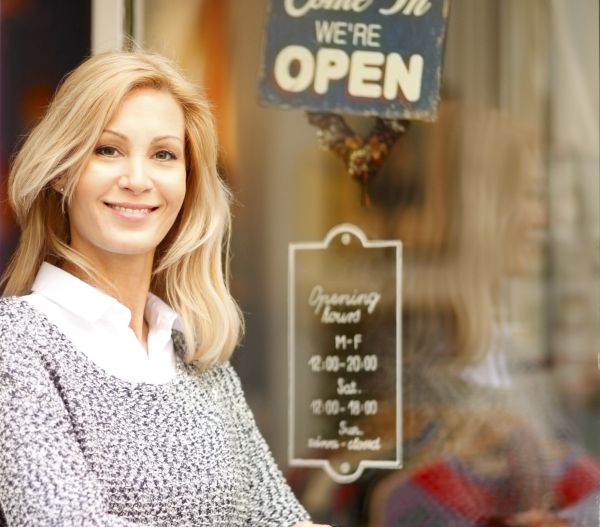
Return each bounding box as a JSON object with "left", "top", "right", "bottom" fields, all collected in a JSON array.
[{"left": 108, "top": 204, "right": 153, "bottom": 215}]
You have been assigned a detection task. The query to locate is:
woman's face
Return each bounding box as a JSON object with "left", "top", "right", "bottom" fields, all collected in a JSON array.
[
  {"left": 504, "top": 151, "right": 547, "bottom": 275},
  {"left": 67, "top": 87, "right": 187, "bottom": 264}
]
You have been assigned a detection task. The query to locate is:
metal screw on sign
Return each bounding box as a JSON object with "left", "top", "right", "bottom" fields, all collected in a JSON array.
[{"left": 306, "top": 111, "right": 409, "bottom": 207}]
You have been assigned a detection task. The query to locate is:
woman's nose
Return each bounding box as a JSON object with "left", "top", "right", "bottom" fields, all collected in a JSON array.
[{"left": 118, "top": 157, "right": 153, "bottom": 193}]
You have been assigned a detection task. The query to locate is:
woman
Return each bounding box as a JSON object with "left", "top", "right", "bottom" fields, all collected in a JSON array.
[{"left": 0, "top": 50, "right": 327, "bottom": 527}]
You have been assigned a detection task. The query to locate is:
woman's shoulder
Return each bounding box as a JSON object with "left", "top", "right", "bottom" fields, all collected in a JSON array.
[
  {"left": 0, "top": 296, "right": 40, "bottom": 332},
  {"left": 0, "top": 296, "right": 56, "bottom": 358},
  {"left": 171, "top": 330, "right": 239, "bottom": 387},
  {"left": 0, "top": 297, "right": 48, "bottom": 378},
  {"left": 184, "top": 356, "right": 245, "bottom": 399},
  {"left": 214, "top": 360, "right": 243, "bottom": 392}
]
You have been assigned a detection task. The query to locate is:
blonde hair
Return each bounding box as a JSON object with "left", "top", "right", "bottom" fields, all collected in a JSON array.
[
  {"left": 2, "top": 50, "right": 244, "bottom": 367},
  {"left": 392, "top": 102, "right": 540, "bottom": 364}
]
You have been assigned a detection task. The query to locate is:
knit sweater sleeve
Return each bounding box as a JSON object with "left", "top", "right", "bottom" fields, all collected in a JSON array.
[
  {"left": 220, "top": 362, "right": 311, "bottom": 527},
  {"left": 0, "top": 304, "right": 146, "bottom": 526}
]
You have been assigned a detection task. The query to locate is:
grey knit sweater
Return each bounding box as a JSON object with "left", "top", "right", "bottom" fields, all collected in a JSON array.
[{"left": 0, "top": 296, "right": 310, "bottom": 526}]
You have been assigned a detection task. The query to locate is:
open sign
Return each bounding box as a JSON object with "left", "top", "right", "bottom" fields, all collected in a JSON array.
[
  {"left": 259, "top": 0, "right": 450, "bottom": 120},
  {"left": 274, "top": 47, "right": 424, "bottom": 102}
]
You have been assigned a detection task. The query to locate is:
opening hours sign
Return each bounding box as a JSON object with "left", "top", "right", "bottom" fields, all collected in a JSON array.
[
  {"left": 259, "top": 0, "right": 450, "bottom": 120},
  {"left": 288, "top": 224, "right": 402, "bottom": 483}
]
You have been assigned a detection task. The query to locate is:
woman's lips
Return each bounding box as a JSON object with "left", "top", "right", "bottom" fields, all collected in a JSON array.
[{"left": 104, "top": 202, "right": 159, "bottom": 220}]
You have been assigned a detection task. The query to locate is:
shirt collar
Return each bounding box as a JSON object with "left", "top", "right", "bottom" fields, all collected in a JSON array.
[
  {"left": 145, "top": 291, "right": 184, "bottom": 333},
  {"left": 31, "top": 262, "right": 182, "bottom": 332}
]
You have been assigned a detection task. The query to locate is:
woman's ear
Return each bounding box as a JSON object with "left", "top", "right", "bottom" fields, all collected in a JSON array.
[{"left": 51, "top": 177, "right": 66, "bottom": 193}]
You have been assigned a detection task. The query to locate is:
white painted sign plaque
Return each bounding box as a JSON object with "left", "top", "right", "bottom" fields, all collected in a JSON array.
[{"left": 288, "top": 224, "right": 402, "bottom": 483}]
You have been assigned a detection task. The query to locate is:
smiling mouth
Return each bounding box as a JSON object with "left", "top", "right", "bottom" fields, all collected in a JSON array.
[{"left": 104, "top": 202, "right": 160, "bottom": 216}]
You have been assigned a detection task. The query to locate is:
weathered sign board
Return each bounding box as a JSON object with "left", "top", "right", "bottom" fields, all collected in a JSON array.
[
  {"left": 288, "top": 224, "right": 402, "bottom": 483},
  {"left": 259, "top": 0, "right": 450, "bottom": 120}
]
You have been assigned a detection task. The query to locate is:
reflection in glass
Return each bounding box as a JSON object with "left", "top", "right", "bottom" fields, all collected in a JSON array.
[{"left": 288, "top": 103, "right": 600, "bottom": 526}]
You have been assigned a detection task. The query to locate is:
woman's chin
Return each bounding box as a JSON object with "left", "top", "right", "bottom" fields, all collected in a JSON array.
[
  {"left": 504, "top": 248, "right": 543, "bottom": 276},
  {"left": 98, "top": 241, "right": 160, "bottom": 259}
]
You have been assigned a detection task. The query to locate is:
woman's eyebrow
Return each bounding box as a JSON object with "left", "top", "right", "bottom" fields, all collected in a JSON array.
[
  {"left": 153, "top": 135, "right": 184, "bottom": 144},
  {"left": 102, "top": 129, "right": 183, "bottom": 144},
  {"left": 103, "top": 129, "right": 127, "bottom": 140}
]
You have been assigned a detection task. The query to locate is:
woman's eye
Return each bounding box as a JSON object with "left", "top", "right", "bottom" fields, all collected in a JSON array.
[
  {"left": 95, "top": 146, "right": 119, "bottom": 157},
  {"left": 155, "top": 150, "right": 176, "bottom": 161}
]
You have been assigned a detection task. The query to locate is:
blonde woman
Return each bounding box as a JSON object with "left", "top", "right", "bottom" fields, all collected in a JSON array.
[{"left": 0, "top": 50, "right": 328, "bottom": 527}]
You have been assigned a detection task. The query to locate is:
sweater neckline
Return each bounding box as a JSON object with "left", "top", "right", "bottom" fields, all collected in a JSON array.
[{"left": 14, "top": 296, "right": 191, "bottom": 391}]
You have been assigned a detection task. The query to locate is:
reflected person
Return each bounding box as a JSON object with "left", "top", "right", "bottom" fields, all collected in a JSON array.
[{"left": 371, "top": 104, "right": 600, "bottom": 526}]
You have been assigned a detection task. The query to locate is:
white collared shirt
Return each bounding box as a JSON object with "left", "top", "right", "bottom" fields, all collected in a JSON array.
[
  {"left": 461, "top": 324, "right": 513, "bottom": 388},
  {"left": 22, "top": 262, "right": 181, "bottom": 384}
]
